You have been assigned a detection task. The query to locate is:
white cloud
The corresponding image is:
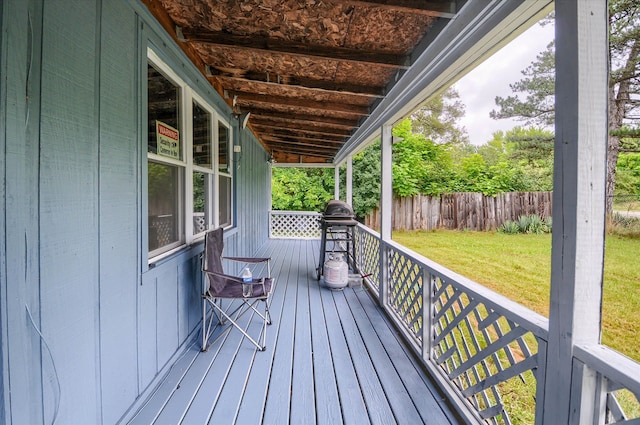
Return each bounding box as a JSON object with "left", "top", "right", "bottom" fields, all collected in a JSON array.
[{"left": 455, "top": 22, "right": 554, "bottom": 145}]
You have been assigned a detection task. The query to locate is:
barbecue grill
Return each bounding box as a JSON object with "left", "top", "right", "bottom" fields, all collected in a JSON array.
[{"left": 317, "top": 201, "right": 358, "bottom": 281}]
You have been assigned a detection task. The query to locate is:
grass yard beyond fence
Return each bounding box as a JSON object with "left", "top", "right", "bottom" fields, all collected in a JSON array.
[{"left": 393, "top": 230, "right": 640, "bottom": 362}]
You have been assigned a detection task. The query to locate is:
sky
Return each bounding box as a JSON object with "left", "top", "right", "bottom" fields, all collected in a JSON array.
[{"left": 454, "top": 21, "right": 555, "bottom": 146}]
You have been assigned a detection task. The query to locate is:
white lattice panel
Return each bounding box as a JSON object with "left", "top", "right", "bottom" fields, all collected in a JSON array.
[
  {"left": 355, "top": 227, "right": 380, "bottom": 291},
  {"left": 270, "top": 211, "right": 322, "bottom": 239},
  {"left": 431, "top": 275, "right": 538, "bottom": 425}
]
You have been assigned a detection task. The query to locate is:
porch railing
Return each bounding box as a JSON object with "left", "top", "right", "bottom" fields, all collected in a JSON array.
[
  {"left": 269, "top": 211, "right": 640, "bottom": 424},
  {"left": 269, "top": 210, "right": 322, "bottom": 239}
]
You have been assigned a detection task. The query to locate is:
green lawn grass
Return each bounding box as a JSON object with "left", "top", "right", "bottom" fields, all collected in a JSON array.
[{"left": 393, "top": 230, "right": 640, "bottom": 362}]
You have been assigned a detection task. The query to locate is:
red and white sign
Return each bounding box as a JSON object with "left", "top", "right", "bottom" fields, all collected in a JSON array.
[{"left": 156, "top": 121, "right": 180, "bottom": 159}]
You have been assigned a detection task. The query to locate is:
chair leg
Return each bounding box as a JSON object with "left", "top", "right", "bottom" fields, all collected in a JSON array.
[{"left": 209, "top": 299, "right": 267, "bottom": 351}]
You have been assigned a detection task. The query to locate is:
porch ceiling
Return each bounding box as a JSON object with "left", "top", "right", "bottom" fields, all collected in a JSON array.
[{"left": 142, "top": 0, "right": 458, "bottom": 164}]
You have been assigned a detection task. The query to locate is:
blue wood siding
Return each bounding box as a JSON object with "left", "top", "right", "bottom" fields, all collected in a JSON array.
[
  {"left": 98, "top": 2, "right": 139, "bottom": 422},
  {"left": 0, "top": 0, "right": 273, "bottom": 423},
  {"left": 1, "top": 1, "right": 46, "bottom": 423}
]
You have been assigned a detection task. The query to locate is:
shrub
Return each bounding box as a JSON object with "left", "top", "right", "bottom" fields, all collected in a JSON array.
[
  {"left": 608, "top": 213, "right": 640, "bottom": 239},
  {"left": 499, "top": 215, "right": 552, "bottom": 234},
  {"left": 499, "top": 220, "right": 521, "bottom": 234}
]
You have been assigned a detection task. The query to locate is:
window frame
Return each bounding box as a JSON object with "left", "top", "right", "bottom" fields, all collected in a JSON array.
[
  {"left": 217, "top": 119, "right": 233, "bottom": 229},
  {"left": 147, "top": 49, "right": 234, "bottom": 262}
]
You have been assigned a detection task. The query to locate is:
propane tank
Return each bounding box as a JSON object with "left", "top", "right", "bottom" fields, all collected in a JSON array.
[{"left": 323, "top": 254, "right": 348, "bottom": 289}]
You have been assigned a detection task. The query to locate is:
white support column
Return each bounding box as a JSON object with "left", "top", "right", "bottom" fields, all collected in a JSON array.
[
  {"left": 346, "top": 156, "right": 353, "bottom": 206},
  {"left": 380, "top": 125, "right": 393, "bottom": 241},
  {"left": 334, "top": 165, "right": 340, "bottom": 200},
  {"left": 542, "top": 1, "right": 608, "bottom": 424},
  {"left": 379, "top": 124, "right": 393, "bottom": 306}
]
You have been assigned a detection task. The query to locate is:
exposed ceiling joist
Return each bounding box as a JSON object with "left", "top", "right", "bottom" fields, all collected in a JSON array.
[
  {"left": 235, "top": 93, "right": 370, "bottom": 116},
  {"left": 262, "top": 136, "right": 342, "bottom": 150},
  {"left": 270, "top": 145, "right": 335, "bottom": 158},
  {"left": 350, "top": 0, "right": 457, "bottom": 17},
  {"left": 180, "top": 30, "right": 410, "bottom": 69},
  {"left": 249, "top": 109, "right": 360, "bottom": 129},
  {"left": 252, "top": 122, "right": 350, "bottom": 140},
  {"left": 215, "top": 73, "right": 384, "bottom": 99},
  {"left": 252, "top": 115, "right": 358, "bottom": 137}
]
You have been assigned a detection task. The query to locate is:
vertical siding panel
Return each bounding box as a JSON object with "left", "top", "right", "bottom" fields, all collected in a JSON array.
[
  {"left": 1, "top": 1, "right": 45, "bottom": 423},
  {"left": 39, "top": 1, "right": 100, "bottom": 422},
  {"left": 156, "top": 268, "right": 179, "bottom": 369},
  {"left": 138, "top": 273, "right": 158, "bottom": 391},
  {"left": 98, "top": 2, "right": 138, "bottom": 423},
  {"left": 177, "top": 256, "right": 200, "bottom": 342}
]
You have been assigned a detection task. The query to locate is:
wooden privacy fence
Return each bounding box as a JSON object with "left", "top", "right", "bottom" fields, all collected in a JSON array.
[{"left": 364, "top": 192, "right": 553, "bottom": 231}]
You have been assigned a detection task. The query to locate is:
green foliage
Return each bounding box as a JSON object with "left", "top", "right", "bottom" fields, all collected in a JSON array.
[
  {"left": 350, "top": 144, "right": 381, "bottom": 219},
  {"left": 499, "top": 215, "right": 552, "bottom": 234},
  {"left": 499, "top": 220, "right": 521, "bottom": 234},
  {"left": 616, "top": 152, "right": 640, "bottom": 197},
  {"left": 271, "top": 167, "right": 334, "bottom": 212}
]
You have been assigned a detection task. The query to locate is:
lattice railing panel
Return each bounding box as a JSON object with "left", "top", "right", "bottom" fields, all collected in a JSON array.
[
  {"left": 269, "top": 211, "right": 321, "bottom": 239},
  {"left": 387, "top": 245, "right": 423, "bottom": 343},
  {"left": 606, "top": 389, "right": 640, "bottom": 424},
  {"left": 354, "top": 226, "right": 380, "bottom": 291},
  {"left": 431, "top": 275, "right": 538, "bottom": 425}
]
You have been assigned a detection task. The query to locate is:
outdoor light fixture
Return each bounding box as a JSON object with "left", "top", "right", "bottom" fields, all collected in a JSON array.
[{"left": 238, "top": 111, "right": 251, "bottom": 129}]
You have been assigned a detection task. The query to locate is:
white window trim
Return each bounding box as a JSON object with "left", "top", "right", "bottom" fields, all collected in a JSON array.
[
  {"left": 216, "top": 117, "right": 233, "bottom": 229},
  {"left": 147, "top": 49, "right": 233, "bottom": 261}
]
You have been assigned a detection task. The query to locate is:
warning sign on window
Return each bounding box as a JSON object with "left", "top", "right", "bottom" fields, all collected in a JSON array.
[{"left": 156, "top": 121, "right": 180, "bottom": 159}]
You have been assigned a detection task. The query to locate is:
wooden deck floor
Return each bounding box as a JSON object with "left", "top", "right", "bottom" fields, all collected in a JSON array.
[{"left": 126, "top": 238, "right": 460, "bottom": 425}]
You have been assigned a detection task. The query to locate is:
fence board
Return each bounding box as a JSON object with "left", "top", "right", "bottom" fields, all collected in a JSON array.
[{"left": 365, "top": 192, "right": 553, "bottom": 231}]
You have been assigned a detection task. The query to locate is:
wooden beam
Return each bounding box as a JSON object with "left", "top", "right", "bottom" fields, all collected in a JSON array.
[
  {"left": 263, "top": 135, "right": 339, "bottom": 153},
  {"left": 215, "top": 73, "right": 384, "bottom": 98},
  {"left": 235, "top": 92, "right": 369, "bottom": 116},
  {"left": 249, "top": 109, "right": 359, "bottom": 129},
  {"left": 260, "top": 132, "right": 344, "bottom": 149},
  {"left": 270, "top": 144, "right": 335, "bottom": 158},
  {"left": 250, "top": 120, "right": 356, "bottom": 136},
  {"left": 181, "top": 30, "right": 409, "bottom": 69},
  {"left": 350, "top": 0, "right": 457, "bottom": 18},
  {"left": 253, "top": 122, "right": 350, "bottom": 140}
]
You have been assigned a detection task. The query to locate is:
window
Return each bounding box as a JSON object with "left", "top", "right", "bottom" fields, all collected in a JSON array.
[
  {"left": 192, "top": 99, "right": 213, "bottom": 237},
  {"left": 147, "top": 62, "right": 184, "bottom": 256},
  {"left": 218, "top": 122, "right": 233, "bottom": 227},
  {"left": 147, "top": 50, "right": 233, "bottom": 259}
]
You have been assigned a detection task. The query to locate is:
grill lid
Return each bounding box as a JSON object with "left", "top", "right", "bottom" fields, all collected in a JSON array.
[{"left": 323, "top": 200, "right": 354, "bottom": 218}]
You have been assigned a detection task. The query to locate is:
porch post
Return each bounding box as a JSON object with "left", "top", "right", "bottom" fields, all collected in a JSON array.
[
  {"left": 346, "top": 156, "right": 353, "bottom": 206},
  {"left": 379, "top": 124, "right": 393, "bottom": 306},
  {"left": 334, "top": 164, "right": 340, "bottom": 200},
  {"left": 542, "top": 1, "right": 608, "bottom": 424}
]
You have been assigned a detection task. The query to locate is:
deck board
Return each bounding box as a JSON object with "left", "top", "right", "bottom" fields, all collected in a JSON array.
[{"left": 126, "top": 238, "right": 460, "bottom": 425}]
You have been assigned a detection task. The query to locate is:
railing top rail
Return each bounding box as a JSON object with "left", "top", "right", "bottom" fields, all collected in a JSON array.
[
  {"left": 356, "top": 223, "right": 549, "bottom": 340},
  {"left": 575, "top": 344, "right": 640, "bottom": 396},
  {"left": 270, "top": 210, "right": 322, "bottom": 216}
]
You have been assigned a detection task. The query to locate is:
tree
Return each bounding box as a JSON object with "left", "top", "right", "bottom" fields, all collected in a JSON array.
[
  {"left": 410, "top": 87, "right": 470, "bottom": 146},
  {"left": 490, "top": 42, "right": 555, "bottom": 126},
  {"left": 491, "top": 4, "right": 640, "bottom": 212}
]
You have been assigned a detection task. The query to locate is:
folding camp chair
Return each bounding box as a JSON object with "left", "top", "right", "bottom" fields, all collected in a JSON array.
[{"left": 201, "top": 228, "right": 273, "bottom": 351}]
